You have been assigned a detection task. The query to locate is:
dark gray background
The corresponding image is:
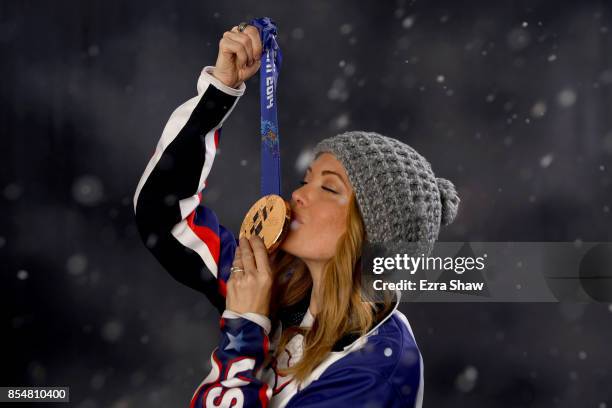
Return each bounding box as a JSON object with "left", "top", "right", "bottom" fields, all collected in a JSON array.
[{"left": 2, "top": 0, "right": 612, "bottom": 407}]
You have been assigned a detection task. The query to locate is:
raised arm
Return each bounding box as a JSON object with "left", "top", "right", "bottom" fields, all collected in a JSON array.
[
  {"left": 133, "top": 67, "right": 244, "bottom": 312},
  {"left": 133, "top": 25, "right": 263, "bottom": 313}
]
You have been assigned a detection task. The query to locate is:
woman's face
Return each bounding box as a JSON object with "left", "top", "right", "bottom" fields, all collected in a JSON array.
[{"left": 280, "top": 153, "right": 354, "bottom": 262}]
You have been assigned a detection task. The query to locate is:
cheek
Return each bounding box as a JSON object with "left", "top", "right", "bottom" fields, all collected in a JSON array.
[
  {"left": 306, "top": 202, "right": 348, "bottom": 244},
  {"left": 281, "top": 201, "right": 348, "bottom": 259},
  {"left": 316, "top": 205, "right": 346, "bottom": 231}
]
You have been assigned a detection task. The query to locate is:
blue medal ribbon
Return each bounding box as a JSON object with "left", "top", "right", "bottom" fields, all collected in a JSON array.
[{"left": 250, "top": 17, "right": 282, "bottom": 197}]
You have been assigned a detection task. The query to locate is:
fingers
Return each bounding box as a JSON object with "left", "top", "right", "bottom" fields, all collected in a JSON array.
[
  {"left": 239, "top": 237, "right": 258, "bottom": 276},
  {"left": 249, "top": 236, "right": 272, "bottom": 277},
  {"left": 238, "top": 236, "right": 272, "bottom": 278},
  {"left": 227, "top": 236, "right": 273, "bottom": 315},
  {"left": 225, "top": 30, "right": 254, "bottom": 67},
  {"left": 242, "top": 26, "right": 263, "bottom": 61},
  {"left": 231, "top": 25, "right": 263, "bottom": 61},
  {"left": 232, "top": 246, "right": 244, "bottom": 268},
  {"left": 219, "top": 36, "right": 249, "bottom": 69},
  {"left": 227, "top": 245, "right": 244, "bottom": 285}
]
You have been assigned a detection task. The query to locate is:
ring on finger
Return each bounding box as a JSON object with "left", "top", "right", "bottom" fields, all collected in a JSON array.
[
  {"left": 230, "top": 266, "right": 245, "bottom": 274},
  {"left": 237, "top": 22, "right": 249, "bottom": 32}
]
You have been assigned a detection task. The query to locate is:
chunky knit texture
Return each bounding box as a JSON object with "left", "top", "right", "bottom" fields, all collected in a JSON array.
[{"left": 313, "top": 131, "right": 460, "bottom": 255}]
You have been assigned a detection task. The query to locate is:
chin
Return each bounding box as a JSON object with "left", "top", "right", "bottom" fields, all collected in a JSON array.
[
  {"left": 280, "top": 233, "right": 334, "bottom": 262},
  {"left": 280, "top": 232, "right": 299, "bottom": 256},
  {"left": 280, "top": 232, "right": 313, "bottom": 260}
]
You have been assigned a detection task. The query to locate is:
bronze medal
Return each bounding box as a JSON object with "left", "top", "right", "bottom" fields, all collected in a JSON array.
[{"left": 239, "top": 194, "right": 291, "bottom": 253}]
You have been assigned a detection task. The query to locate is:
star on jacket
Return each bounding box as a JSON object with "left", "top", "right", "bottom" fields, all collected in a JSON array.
[{"left": 225, "top": 330, "right": 247, "bottom": 352}]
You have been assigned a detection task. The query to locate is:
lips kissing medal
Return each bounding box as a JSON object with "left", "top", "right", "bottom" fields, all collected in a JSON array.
[{"left": 238, "top": 17, "right": 291, "bottom": 253}]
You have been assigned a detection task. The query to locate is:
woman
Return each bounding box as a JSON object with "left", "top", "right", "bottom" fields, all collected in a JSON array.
[{"left": 134, "top": 23, "right": 460, "bottom": 408}]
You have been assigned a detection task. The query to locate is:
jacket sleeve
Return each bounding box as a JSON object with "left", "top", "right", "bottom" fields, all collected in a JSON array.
[
  {"left": 189, "top": 314, "right": 273, "bottom": 408},
  {"left": 133, "top": 66, "right": 244, "bottom": 314}
]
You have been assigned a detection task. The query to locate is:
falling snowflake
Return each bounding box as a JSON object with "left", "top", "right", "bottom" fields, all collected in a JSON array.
[
  {"left": 507, "top": 28, "right": 531, "bottom": 51},
  {"left": 557, "top": 88, "right": 577, "bottom": 107},
  {"left": 295, "top": 149, "right": 315, "bottom": 174},
  {"left": 88, "top": 44, "right": 100, "bottom": 57},
  {"left": 3, "top": 183, "right": 23, "bottom": 200},
  {"left": 102, "top": 320, "right": 124, "bottom": 343},
  {"left": 67, "top": 254, "right": 88, "bottom": 276},
  {"left": 291, "top": 28, "right": 304, "bottom": 40},
  {"left": 343, "top": 63, "right": 356, "bottom": 76},
  {"left": 600, "top": 69, "right": 612, "bottom": 84},
  {"left": 339, "top": 24, "right": 352, "bottom": 35},
  {"left": 332, "top": 113, "right": 350, "bottom": 130},
  {"left": 603, "top": 131, "right": 612, "bottom": 154},
  {"left": 90, "top": 372, "right": 106, "bottom": 390},
  {"left": 327, "top": 78, "right": 349, "bottom": 102},
  {"left": 539, "top": 153, "right": 554, "bottom": 168},
  {"left": 72, "top": 175, "right": 104, "bottom": 206},
  {"left": 455, "top": 365, "right": 478, "bottom": 392},
  {"left": 402, "top": 16, "right": 415, "bottom": 29},
  {"left": 531, "top": 101, "right": 547, "bottom": 118}
]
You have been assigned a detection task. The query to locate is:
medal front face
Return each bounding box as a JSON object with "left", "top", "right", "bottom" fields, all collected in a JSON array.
[{"left": 239, "top": 194, "right": 291, "bottom": 253}]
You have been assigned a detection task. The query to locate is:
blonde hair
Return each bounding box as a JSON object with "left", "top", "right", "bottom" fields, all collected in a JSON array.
[{"left": 267, "top": 192, "right": 394, "bottom": 382}]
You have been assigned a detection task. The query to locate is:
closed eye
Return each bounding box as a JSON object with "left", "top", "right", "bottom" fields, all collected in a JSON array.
[
  {"left": 299, "top": 181, "right": 338, "bottom": 194},
  {"left": 322, "top": 186, "right": 338, "bottom": 194}
]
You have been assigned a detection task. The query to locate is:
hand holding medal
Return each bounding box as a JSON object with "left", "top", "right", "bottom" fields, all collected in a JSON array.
[
  {"left": 227, "top": 236, "right": 274, "bottom": 315},
  {"left": 212, "top": 23, "right": 263, "bottom": 89}
]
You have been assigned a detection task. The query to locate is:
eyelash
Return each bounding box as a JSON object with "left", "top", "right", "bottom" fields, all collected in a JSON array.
[{"left": 299, "top": 181, "right": 338, "bottom": 194}]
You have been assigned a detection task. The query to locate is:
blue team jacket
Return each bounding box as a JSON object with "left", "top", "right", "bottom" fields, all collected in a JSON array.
[{"left": 133, "top": 67, "right": 424, "bottom": 408}]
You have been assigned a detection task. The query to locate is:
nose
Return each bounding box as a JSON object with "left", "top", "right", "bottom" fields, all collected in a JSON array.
[{"left": 291, "top": 184, "right": 308, "bottom": 208}]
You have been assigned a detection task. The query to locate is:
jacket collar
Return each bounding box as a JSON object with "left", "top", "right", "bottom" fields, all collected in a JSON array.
[
  {"left": 277, "top": 289, "right": 312, "bottom": 329},
  {"left": 278, "top": 288, "right": 402, "bottom": 352},
  {"left": 331, "top": 290, "right": 401, "bottom": 351}
]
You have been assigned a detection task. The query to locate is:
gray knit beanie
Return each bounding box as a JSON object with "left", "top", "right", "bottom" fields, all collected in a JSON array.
[{"left": 313, "top": 131, "right": 460, "bottom": 255}]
